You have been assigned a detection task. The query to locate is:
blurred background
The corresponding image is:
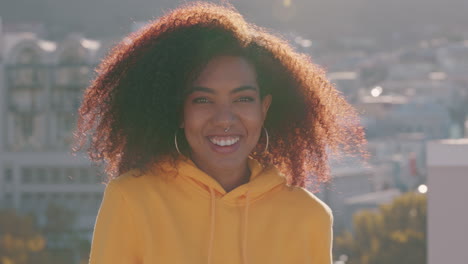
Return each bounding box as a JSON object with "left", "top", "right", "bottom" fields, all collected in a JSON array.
[{"left": 0, "top": 0, "right": 467, "bottom": 263}]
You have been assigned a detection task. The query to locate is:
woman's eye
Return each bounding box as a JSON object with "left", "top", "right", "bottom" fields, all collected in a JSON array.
[
  {"left": 236, "top": 97, "right": 255, "bottom": 102},
  {"left": 192, "top": 97, "right": 210, "bottom": 104}
]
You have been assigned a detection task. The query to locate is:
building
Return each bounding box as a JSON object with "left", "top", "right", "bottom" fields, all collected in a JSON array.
[
  {"left": 0, "top": 30, "right": 110, "bottom": 240},
  {"left": 358, "top": 95, "right": 451, "bottom": 140},
  {"left": 343, "top": 188, "right": 402, "bottom": 230},
  {"left": 328, "top": 71, "right": 360, "bottom": 103},
  {"left": 427, "top": 139, "right": 468, "bottom": 264},
  {"left": 366, "top": 133, "right": 427, "bottom": 191},
  {"left": 316, "top": 158, "right": 374, "bottom": 233}
]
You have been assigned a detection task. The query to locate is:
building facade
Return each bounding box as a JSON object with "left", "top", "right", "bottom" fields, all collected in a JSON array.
[
  {"left": 427, "top": 139, "right": 468, "bottom": 264},
  {"left": 0, "top": 30, "right": 109, "bottom": 239}
]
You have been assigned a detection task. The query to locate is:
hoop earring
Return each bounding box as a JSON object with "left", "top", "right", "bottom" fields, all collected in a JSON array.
[
  {"left": 174, "top": 130, "right": 182, "bottom": 155},
  {"left": 262, "top": 126, "right": 269, "bottom": 154}
]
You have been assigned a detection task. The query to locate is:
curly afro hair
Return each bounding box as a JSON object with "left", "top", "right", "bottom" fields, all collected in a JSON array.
[{"left": 73, "top": 1, "right": 367, "bottom": 188}]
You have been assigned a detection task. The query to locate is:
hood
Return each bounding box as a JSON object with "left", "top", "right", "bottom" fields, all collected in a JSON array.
[
  {"left": 162, "top": 155, "right": 286, "bottom": 202},
  {"left": 155, "top": 155, "right": 286, "bottom": 264}
]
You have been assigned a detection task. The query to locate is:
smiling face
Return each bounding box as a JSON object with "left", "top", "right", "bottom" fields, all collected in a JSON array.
[{"left": 182, "top": 56, "right": 272, "bottom": 172}]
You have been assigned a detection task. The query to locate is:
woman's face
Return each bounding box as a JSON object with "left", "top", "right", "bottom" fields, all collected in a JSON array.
[{"left": 182, "top": 56, "right": 272, "bottom": 171}]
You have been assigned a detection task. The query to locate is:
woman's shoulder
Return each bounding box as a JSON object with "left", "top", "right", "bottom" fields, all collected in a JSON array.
[
  {"left": 278, "top": 185, "right": 333, "bottom": 221},
  {"left": 105, "top": 168, "right": 156, "bottom": 197}
]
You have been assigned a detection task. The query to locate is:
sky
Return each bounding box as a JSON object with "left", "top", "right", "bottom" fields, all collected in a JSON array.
[{"left": 1, "top": 0, "right": 467, "bottom": 40}]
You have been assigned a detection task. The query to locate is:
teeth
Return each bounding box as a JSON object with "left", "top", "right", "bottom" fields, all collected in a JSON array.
[{"left": 209, "top": 136, "right": 240, "bottom": 146}]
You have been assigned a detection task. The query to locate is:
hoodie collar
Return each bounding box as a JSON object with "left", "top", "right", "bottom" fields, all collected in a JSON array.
[
  {"left": 153, "top": 155, "right": 285, "bottom": 264},
  {"left": 156, "top": 155, "right": 286, "bottom": 204}
]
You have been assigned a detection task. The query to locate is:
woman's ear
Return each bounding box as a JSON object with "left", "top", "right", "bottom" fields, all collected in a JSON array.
[{"left": 261, "top": 94, "right": 272, "bottom": 121}]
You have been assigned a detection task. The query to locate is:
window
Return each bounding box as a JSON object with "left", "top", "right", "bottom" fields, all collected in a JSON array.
[
  {"left": 4, "top": 193, "right": 13, "bottom": 208},
  {"left": 51, "top": 193, "right": 60, "bottom": 200},
  {"left": 37, "top": 168, "right": 46, "bottom": 183},
  {"left": 64, "top": 168, "right": 75, "bottom": 183},
  {"left": 36, "top": 193, "right": 47, "bottom": 210},
  {"left": 12, "top": 48, "right": 41, "bottom": 87},
  {"left": 80, "top": 193, "right": 89, "bottom": 200},
  {"left": 51, "top": 168, "right": 61, "bottom": 184},
  {"left": 94, "top": 193, "right": 103, "bottom": 202},
  {"left": 80, "top": 193, "right": 90, "bottom": 211},
  {"left": 14, "top": 67, "right": 36, "bottom": 86},
  {"left": 65, "top": 193, "right": 73, "bottom": 200},
  {"left": 55, "top": 65, "right": 90, "bottom": 86},
  {"left": 89, "top": 167, "right": 100, "bottom": 184},
  {"left": 79, "top": 168, "right": 89, "bottom": 184},
  {"left": 17, "top": 48, "right": 38, "bottom": 64},
  {"left": 37, "top": 193, "right": 46, "bottom": 201},
  {"left": 4, "top": 168, "right": 13, "bottom": 183},
  {"left": 18, "top": 114, "right": 34, "bottom": 139},
  {"left": 21, "top": 193, "right": 33, "bottom": 208},
  {"left": 22, "top": 168, "right": 32, "bottom": 183},
  {"left": 59, "top": 113, "right": 76, "bottom": 140},
  {"left": 54, "top": 45, "right": 90, "bottom": 88},
  {"left": 7, "top": 47, "right": 46, "bottom": 151}
]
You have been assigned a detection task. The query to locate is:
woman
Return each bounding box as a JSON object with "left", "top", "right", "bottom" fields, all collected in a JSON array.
[{"left": 75, "top": 2, "right": 366, "bottom": 264}]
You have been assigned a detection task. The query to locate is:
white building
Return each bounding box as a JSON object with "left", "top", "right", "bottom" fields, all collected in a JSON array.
[
  {"left": 0, "top": 30, "right": 109, "bottom": 239},
  {"left": 316, "top": 159, "right": 374, "bottom": 232},
  {"left": 366, "top": 133, "right": 427, "bottom": 190},
  {"left": 427, "top": 139, "right": 468, "bottom": 264}
]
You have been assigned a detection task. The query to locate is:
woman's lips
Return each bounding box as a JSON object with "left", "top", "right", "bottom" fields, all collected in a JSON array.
[
  {"left": 207, "top": 135, "right": 241, "bottom": 154},
  {"left": 208, "top": 136, "right": 240, "bottom": 146}
]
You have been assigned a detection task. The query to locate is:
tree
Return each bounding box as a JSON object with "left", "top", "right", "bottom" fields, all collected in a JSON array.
[
  {"left": 0, "top": 204, "right": 91, "bottom": 264},
  {"left": 0, "top": 209, "right": 51, "bottom": 264},
  {"left": 44, "top": 203, "right": 90, "bottom": 264},
  {"left": 335, "top": 192, "right": 426, "bottom": 264},
  {"left": 43, "top": 203, "right": 92, "bottom": 264}
]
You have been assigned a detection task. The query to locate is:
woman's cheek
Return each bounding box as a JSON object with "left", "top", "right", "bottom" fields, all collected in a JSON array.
[{"left": 240, "top": 106, "right": 264, "bottom": 124}]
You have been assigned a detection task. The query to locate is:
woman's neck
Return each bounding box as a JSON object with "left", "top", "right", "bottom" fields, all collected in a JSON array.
[{"left": 192, "top": 158, "right": 251, "bottom": 192}]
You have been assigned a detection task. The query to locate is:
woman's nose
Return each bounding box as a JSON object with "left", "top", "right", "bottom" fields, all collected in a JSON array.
[{"left": 213, "top": 104, "right": 236, "bottom": 127}]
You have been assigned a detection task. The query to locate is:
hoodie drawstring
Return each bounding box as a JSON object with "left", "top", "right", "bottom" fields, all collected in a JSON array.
[
  {"left": 207, "top": 188, "right": 216, "bottom": 264},
  {"left": 207, "top": 188, "right": 251, "bottom": 264},
  {"left": 242, "top": 190, "right": 250, "bottom": 264}
]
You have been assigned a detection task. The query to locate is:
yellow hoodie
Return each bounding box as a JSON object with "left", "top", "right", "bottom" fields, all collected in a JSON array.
[{"left": 88, "top": 157, "right": 333, "bottom": 264}]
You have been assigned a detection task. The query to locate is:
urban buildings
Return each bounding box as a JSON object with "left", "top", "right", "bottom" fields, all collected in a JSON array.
[{"left": 0, "top": 30, "right": 107, "bottom": 239}]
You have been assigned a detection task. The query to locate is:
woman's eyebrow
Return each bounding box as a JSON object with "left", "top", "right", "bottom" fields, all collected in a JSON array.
[
  {"left": 185, "top": 86, "right": 215, "bottom": 95},
  {"left": 185, "top": 85, "right": 258, "bottom": 95},
  {"left": 231, "top": 85, "right": 258, "bottom": 94}
]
